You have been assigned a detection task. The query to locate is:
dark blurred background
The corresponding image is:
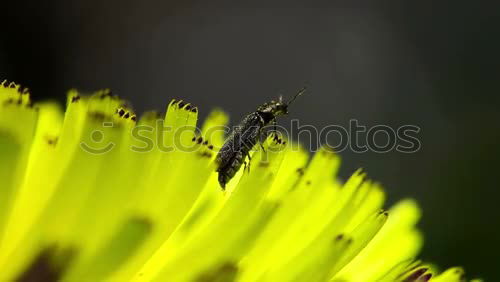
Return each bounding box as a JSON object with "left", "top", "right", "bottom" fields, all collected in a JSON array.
[{"left": 1, "top": 1, "right": 499, "bottom": 280}]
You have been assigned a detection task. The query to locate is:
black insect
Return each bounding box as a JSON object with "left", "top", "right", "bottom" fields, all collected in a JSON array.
[{"left": 215, "top": 88, "right": 306, "bottom": 189}]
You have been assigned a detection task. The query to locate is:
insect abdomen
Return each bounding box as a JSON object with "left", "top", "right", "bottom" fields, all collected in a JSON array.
[
  {"left": 216, "top": 112, "right": 263, "bottom": 188},
  {"left": 217, "top": 150, "right": 245, "bottom": 188}
]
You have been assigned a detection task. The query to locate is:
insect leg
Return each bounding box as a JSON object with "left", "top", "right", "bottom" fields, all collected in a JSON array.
[
  {"left": 246, "top": 151, "right": 252, "bottom": 173},
  {"left": 258, "top": 127, "right": 267, "bottom": 152},
  {"left": 259, "top": 142, "right": 266, "bottom": 152}
]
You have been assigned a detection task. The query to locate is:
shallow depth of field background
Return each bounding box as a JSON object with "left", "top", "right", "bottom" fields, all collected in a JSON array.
[{"left": 1, "top": 1, "right": 498, "bottom": 280}]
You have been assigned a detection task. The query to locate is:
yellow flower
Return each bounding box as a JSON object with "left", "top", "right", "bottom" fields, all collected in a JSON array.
[{"left": 0, "top": 81, "right": 477, "bottom": 282}]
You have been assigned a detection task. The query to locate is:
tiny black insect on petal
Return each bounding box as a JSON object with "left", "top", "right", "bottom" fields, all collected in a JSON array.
[
  {"left": 71, "top": 96, "right": 81, "bottom": 103},
  {"left": 403, "top": 268, "right": 428, "bottom": 282},
  {"left": 117, "top": 109, "right": 125, "bottom": 117},
  {"left": 420, "top": 274, "right": 432, "bottom": 282},
  {"left": 215, "top": 88, "right": 306, "bottom": 188}
]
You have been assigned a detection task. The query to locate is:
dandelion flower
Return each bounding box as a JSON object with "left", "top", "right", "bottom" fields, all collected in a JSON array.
[{"left": 0, "top": 80, "right": 477, "bottom": 282}]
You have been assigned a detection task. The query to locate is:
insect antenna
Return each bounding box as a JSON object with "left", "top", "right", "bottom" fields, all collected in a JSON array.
[{"left": 286, "top": 86, "right": 307, "bottom": 105}]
